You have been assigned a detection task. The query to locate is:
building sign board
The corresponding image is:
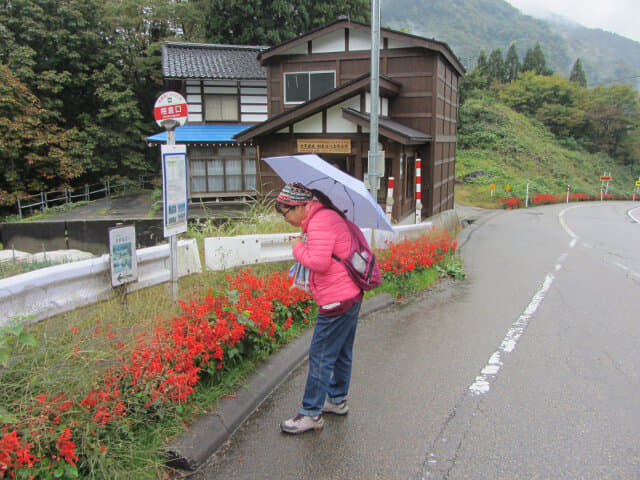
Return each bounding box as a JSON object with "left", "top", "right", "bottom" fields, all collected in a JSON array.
[{"left": 297, "top": 139, "right": 351, "bottom": 154}]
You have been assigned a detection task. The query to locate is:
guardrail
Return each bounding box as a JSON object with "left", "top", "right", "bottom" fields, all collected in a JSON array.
[
  {"left": 0, "top": 239, "right": 201, "bottom": 328},
  {"left": 1, "top": 208, "right": 460, "bottom": 327},
  {"left": 204, "top": 220, "right": 440, "bottom": 271}
]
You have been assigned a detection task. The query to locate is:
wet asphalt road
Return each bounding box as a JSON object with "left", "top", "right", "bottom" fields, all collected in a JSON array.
[{"left": 188, "top": 201, "right": 640, "bottom": 480}]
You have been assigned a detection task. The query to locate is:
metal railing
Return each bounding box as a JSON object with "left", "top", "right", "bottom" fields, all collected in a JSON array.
[{"left": 15, "top": 176, "right": 161, "bottom": 219}]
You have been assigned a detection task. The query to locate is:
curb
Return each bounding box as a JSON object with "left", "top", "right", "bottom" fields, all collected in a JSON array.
[{"left": 165, "top": 292, "right": 395, "bottom": 471}]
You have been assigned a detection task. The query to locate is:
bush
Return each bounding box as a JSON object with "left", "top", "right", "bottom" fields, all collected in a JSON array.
[{"left": 499, "top": 197, "right": 524, "bottom": 209}]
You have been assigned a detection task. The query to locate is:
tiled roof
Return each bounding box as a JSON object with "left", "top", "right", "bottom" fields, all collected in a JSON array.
[{"left": 162, "top": 42, "right": 268, "bottom": 79}]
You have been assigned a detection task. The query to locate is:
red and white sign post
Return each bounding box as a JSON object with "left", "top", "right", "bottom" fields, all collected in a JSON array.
[
  {"left": 385, "top": 177, "right": 394, "bottom": 222},
  {"left": 600, "top": 172, "right": 612, "bottom": 201},
  {"left": 154, "top": 91, "right": 188, "bottom": 300},
  {"left": 415, "top": 158, "right": 422, "bottom": 224},
  {"left": 154, "top": 91, "right": 188, "bottom": 129}
]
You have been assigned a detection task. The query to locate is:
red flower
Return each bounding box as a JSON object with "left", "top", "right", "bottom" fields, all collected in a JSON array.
[{"left": 56, "top": 428, "right": 78, "bottom": 467}]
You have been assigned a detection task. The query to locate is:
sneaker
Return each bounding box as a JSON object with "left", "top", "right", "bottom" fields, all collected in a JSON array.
[
  {"left": 322, "top": 399, "right": 349, "bottom": 415},
  {"left": 280, "top": 414, "right": 324, "bottom": 434}
]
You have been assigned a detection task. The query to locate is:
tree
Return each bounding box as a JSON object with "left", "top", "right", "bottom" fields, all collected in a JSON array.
[
  {"left": 569, "top": 58, "right": 587, "bottom": 87},
  {"left": 1, "top": 0, "right": 158, "bottom": 185},
  {"left": 476, "top": 49, "right": 489, "bottom": 77},
  {"left": 487, "top": 48, "right": 506, "bottom": 83},
  {"left": 577, "top": 84, "right": 640, "bottom": 163},
  {"left": 522, "top": 43, "right": 552, "bottom": 76},
  {"left": 204, "top": 0, "right": 369, "bottom": 46},
  {"left": 504, "top": 43, "right": 520, "bottom": 82},
  {"left": 497, "top": 71, "right": 577, "bottom": 130},
  {"left": 0, "top": 64, "right": 86, "bottom": 206}
]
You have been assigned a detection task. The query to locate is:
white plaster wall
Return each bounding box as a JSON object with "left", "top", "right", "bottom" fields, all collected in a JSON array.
[
  {"left": 241, "top": 113, "right": 268, "bottom": 122},
  {"left": 293, "top": 112, "right": 323, "bottom": 133},
  {"left": 326, "top": 97, "right": 361, "bottom": 133},
  {"left": 312, "top": 32, "right": 346, "bottom": 53},
  {"left": 349, "top": 30, "right": 371, "bottom": 51}
]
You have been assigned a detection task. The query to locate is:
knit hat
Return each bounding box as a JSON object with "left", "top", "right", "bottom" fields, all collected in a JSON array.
[{"left": 276, "top": 182, "right": 313, "bottom": 206}]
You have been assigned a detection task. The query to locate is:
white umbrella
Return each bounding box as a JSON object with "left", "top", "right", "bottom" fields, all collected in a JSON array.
[{"left": 264, "top": 154, "right": 394, "bottom": 231}]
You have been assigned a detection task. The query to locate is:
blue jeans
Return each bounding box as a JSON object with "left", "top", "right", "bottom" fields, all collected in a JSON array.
[{"left": 299, "top": 301, "right": 362, "bottom": 417}]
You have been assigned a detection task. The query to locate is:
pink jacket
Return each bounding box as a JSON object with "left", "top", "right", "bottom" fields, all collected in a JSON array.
[{"left": 292, "top": 201, "right": 361, "bottom": 306}]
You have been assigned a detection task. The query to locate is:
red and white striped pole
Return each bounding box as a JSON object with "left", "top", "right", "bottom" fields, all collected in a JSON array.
[
  {"left": 415, "top": 158, "right": 422, "bottom": 224},
  {"left": 386, "top": 177, "right": 394, "bottom": 222}
]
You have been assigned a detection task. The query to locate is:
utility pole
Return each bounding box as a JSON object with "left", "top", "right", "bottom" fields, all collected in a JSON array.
[{"left": 368, "top": 0, "right": 381, "bottom": 203}]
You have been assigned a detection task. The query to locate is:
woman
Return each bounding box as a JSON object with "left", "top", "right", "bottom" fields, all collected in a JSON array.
[{"left": 276, "top": 182, "right": 363, "bottom": 434}]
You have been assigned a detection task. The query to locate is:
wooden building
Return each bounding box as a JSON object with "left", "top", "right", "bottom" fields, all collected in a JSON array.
[
  {"left": 149, "top": 20, "right": 464, "bottom": 221},
  {"left": 147, "top": 42, "right": 268, "bottom": 199}
]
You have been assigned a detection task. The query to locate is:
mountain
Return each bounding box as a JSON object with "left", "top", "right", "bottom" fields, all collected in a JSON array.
[{"left": 381, "top": 0, "right": 640, "bottom": 91}]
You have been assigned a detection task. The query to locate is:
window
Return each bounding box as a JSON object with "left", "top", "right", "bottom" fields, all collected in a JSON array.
[
  {"left": 205, "top": 95, "right": 238, "bottom": 121},
  {"left": 284, "top": 72, "right": 335, "bottom": 104},
  {"left": 189, "top": 146, "right": 256, "bottom": 193}
]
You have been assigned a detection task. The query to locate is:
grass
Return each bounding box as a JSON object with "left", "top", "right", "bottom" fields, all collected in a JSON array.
[
  {"left": 1, "top": 215, "right": 461, "bottom": 478},
  {"left": 0, "top": 200, "right": 464, "bottom": 479},
  {"left": 456, "top": 98, "right": 639, "bottom": 208},
  {"left": 0, "top": 259, "right": 60, "bottom": 280},
  {"left": 1, "top": 261, "right": 308, "bottom": 478}
]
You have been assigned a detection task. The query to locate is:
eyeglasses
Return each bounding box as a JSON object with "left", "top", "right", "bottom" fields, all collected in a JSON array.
[{"left": 275, "top": 203, "right": 294, "bottom": 217}]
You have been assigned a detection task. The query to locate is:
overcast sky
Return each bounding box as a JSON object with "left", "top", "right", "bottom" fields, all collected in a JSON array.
[{"left": 506, "top": 0, "right": 640, "bottom": 43}]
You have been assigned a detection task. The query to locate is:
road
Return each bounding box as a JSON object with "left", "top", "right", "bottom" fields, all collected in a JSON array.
[{"left": 190, "top": 201, "right": 640, "bottom": 480}]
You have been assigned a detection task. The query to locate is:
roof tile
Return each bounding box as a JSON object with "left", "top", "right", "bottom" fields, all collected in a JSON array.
[{"left": 162, "top": 42, "right": 268, "bottom": 79}]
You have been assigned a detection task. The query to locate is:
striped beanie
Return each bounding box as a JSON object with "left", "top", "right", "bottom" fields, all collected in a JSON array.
[{"left": 276, "top": 182, "right": 313, "bottom": 206}]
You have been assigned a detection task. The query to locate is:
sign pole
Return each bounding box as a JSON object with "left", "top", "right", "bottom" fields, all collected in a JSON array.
[
  {"left": 525, "top": 182, "right": 529, "bottom": 208},
  {"left": 566, "top": 184, "right": 570, "bottom": 204},
  {"left": 162, "top": 121, "right": 180, "bottom": 301},
  {"left": 415, "top": 158, "right": 422, "bottom": 224},
  {"left": 154, "top": 91, "right": 188, "bottom": 301}
]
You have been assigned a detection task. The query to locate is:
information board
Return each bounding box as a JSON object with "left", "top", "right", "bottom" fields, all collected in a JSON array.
[
  {"left": 161, "top": 144, "right": 189, "bottom": 237},
  {"left": 109, "top": 224, "right": 138, "bottom": 287}
]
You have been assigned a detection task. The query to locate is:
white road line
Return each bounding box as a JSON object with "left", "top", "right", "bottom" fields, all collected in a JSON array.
[
  {"left": 468, "top": 266, "right": 559, "bottom": 396},
  {"left": 559, "top": 204, "right": 583, "bottom": 248},
  {"left": 467, "top": 207, "right": 581, "bottom": 397},
  {"left": 628, "top": 206, "right": 640, "bottom": 223},
  {"left": 613, "top": 261, "right": 640, "bottom": 281}
]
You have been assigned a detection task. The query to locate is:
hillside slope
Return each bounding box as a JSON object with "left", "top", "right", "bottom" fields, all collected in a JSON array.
[
  {"left": 455, "top": 97, "right": 637, "bottom": 204},
  {"left": 381, "top": 0, "right": 640, "bottom": 90}
]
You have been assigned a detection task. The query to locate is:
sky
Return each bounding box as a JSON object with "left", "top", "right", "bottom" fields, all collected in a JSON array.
[{"left": 506, "top": 0, "right": 640, "bottom": 43}]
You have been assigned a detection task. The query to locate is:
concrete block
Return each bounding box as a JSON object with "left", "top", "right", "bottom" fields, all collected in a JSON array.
[{"left": 204, "top": 236, "right": 261, "bottom": 271}]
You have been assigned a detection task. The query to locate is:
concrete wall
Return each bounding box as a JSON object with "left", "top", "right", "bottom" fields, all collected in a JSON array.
[{"left": 0, "top": 219, "right": 164, "bottom": 255}]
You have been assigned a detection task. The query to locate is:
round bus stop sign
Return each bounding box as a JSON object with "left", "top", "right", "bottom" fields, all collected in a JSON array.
[{"left": 154, "top": 91, "right": 188, "bottom": 128}]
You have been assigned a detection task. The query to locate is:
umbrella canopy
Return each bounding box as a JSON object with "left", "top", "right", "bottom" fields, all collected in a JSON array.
[{"left": 264, "top": 154, "right": 394, "bottom": 231}]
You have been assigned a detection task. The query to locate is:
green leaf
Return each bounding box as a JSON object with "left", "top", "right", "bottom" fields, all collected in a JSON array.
[
  {"left": 18, "top": 332, "right": 38, "bottom": 347},
  {"left": 6, "top": 324, "right": 24, "bottom": 337},
  {"left": 0, "top": 406, "right": 19, "bottom": 424},
  {"left": 0, "top": 349, "right": 9, "bottom": 367}
]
